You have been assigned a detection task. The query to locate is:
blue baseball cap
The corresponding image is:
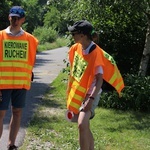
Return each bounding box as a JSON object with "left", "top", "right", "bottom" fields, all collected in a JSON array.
[{"left": 9, "top": 6, "right": 25, "bottom": 18}]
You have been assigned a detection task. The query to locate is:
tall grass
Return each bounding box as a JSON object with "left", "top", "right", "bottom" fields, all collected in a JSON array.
[
  {"left": 21, "top": 72, "right": 150, "bottom": 150},
  {"left": 37, "top": 37, "right": 69, "bottom": 52}
]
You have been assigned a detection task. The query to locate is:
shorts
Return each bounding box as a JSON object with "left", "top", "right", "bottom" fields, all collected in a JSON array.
[
  {"left": 0, "top": 89, "right": 27, "bottom": 110},
  {"left": 90, "top": 93, "right": 101, "bottom": 119},
  {"left": 71, "top": 93, "right": 101, "bottom": 122}
]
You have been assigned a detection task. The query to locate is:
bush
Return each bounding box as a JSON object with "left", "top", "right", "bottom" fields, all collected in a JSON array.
[
  {"left": 99, "top": 74, "right": 150, "bottom": 112},
  {"left": 37, "top": 37, "right": 69, "bottom": 52},
  {"left": 33, "top": 27, "right": 58, "bottom": 44}
]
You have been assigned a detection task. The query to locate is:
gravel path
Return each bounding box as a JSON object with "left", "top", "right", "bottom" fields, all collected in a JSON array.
[{"left": 0, "top": 47, "right": 69, "bottom": 150}]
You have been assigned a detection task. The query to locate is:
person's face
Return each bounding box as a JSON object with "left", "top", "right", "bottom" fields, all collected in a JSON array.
[
  {"left": 71, "top": 32, "right": 83, "bottom": 43},
  {"left": 9, "top": 16, "right": 25, "bottom": 28}
]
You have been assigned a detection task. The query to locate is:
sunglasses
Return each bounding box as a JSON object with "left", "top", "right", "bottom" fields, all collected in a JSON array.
[{"left": 71, "top": 32, "right": 80, "bottom": 36}]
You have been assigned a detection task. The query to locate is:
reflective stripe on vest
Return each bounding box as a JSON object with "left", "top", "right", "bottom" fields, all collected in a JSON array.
[
  {"left": 0, "top": 80, "right": 30, "bottom": 86},
  {"left": 67, "top": 77, "right": 86, "bottom": 114},
  {"left": 108, "top": 65, "right": 124, "bottom": 94},
  {"left": 0, "top": 62, "right": 32, "bottom": 89},
  {"left": 103, "top": 50, "right": 124, "bottom": 95},
  {"left": 0, "top": 62, "right": 32, "bottom": 69},
  {"left": 0, "top": 72, "right": 30, "bottom": 78}
]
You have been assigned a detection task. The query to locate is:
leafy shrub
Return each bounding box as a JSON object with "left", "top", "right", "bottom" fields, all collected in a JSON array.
[
  {"left": 99, "top": 74, "right": 150, "bottom": 112},
  {"left": 37, "top": 37, "right": 69, "bottom": 52},
  {"left": 33, "top": 27, "right": 58, "bottom": 44}
]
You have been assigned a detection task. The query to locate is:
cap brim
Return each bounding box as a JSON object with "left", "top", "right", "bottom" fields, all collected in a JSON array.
[
  {"left": 68, "top": 26, "right": 77, "bottom": 32},
  {"left": 9, "top": 14, "right": 20, "bottom": 17}
]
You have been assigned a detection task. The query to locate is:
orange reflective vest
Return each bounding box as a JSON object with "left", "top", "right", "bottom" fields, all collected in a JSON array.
[
  {"left": 0, "top": 30, "right": 38, "bottom": 90},
  {"left": 67, "top": 43, "right": 124, "bottom": 114}
]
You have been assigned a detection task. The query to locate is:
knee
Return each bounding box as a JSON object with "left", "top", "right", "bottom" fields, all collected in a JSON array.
[
  {"left": 12, "top": 108, "right": 22, "bottom": 117},
  {"left": 78, "top": 122, "right": 88, "bottom": 132},
  {"left": 0, "top": 110, "right": 6, "bottom": 121}
]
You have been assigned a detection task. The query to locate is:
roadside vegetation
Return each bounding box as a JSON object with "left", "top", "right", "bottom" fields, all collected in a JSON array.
[
  {"left": 20, "top": 72, "right": 150, "bottom": 150},
  {"left": 37, "top": 36, "right": 70, "bottom": 52},
  {"left": 32, "top": 27, "right": 70, "bottom": 52}
]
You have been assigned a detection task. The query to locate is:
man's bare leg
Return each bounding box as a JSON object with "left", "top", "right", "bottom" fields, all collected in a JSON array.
[
  {"left": 8, "top": 107, "right": 22, "bottom": 146},
  {"left": 0, "top": 110, "right": 6, "bottom": 138},
  {"left": 89, "top": 129, "right": 94, "bottom": 150}
]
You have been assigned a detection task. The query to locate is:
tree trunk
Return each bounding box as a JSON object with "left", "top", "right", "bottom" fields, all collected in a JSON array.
[{"left": 138, "top": 16, "right": 150, "bottom": 76}]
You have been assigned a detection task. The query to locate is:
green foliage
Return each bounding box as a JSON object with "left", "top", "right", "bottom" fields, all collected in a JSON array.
[
  {"left": 33, "top": 26, "right": 58, "bottom": 44},
  {"left": 100, "top": 74, "right": 150, "bottom": 112},
  {"left": 0, "top": 1, "right": 10, "bottom": 29},
  {"left": 65, "top": 0, "right": 148, "bottom": 74},
  {"left": 43, "top": 1, "right": 69, "bottom": 34},
  {"left": 23, "top": 0, "right": 47, "bottom": 33},
  {"left": 37, "top": 37, "right": 70, "bottom": 52},
  {"left": 44, "top": 6, "right": 60, "bottom": 30}
]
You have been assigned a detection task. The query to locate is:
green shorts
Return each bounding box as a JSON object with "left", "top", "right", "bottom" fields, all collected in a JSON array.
[{"left": 0, "top": 89, "right": 27, "bottom": 110}]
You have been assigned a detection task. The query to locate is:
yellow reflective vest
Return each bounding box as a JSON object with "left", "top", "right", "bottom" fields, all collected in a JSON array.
[
  {"left": 67, "top": 43, "right": 124, "bottom": 114},
  {"left": 0, "top": 30, "right": 38, "bottom": 90}
]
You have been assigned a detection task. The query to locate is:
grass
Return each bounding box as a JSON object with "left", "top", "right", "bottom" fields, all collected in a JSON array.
[
  {"left": 20, "top": 72, "right": 150, "bottom": 150},
  {"left": 37, "top": 36, "right": 70, "bottom": 52}
]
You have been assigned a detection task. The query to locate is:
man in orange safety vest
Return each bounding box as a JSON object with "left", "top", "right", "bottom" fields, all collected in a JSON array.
[{"left": 0, "top": 6, "right": 38, "bottom": 150}]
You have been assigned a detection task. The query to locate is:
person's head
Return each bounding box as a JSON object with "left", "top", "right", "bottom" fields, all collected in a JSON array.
[
  {"left": 9, "top": 6, "right": 25, "bottom": 27},
  {"left": 68, "top": 20, "right": 94, "bottom": 43}
]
